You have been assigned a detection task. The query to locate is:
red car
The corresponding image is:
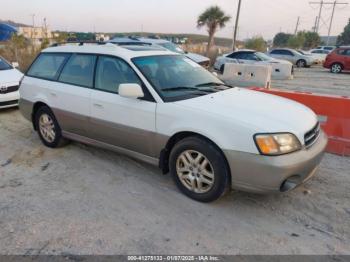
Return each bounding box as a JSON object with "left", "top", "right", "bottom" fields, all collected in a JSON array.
[{"left": 323, "top": 47, "right": 350, "bottom": 73}]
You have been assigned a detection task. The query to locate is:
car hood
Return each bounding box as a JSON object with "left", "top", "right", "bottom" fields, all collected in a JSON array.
[
  {"left": 174, "top": 88, "right": 317, "bottom": 140},
  {"left": 0, "top": 68, "right": 23, "bottom": 85},
  {"left": 186, "top": 52, "right": 210, "bottom": 63}
]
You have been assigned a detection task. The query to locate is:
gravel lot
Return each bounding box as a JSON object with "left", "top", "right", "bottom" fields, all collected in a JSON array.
[
  {"left": 0, "top": 67, "right": 349, "bottom": 255},
  {"left": 272, "top": 66, "right": 350, "bottom": 97}
]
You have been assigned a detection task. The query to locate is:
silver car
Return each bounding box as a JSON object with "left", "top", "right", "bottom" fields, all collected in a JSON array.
[{"left": 268, "top": 48, "right": 316, "bottom": 68}]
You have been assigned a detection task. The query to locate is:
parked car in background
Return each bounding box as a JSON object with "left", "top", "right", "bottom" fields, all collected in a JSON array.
[
  {"left": 308, "top": 49, "right": 330, "bottom": 64},
  {"left": 268, "top": 48, "right": 316, "bottom": 68},
  {"left": 323, "top": 47, "right": 350, "bottom": 73},
  {"left": 109, "top": 37, "right": 210, "bottom": 67},
  {"left": 0, "top": 56, "right": 23, "bottom": 109},
  {"left": 316, "top": 46, "right": 336, "bottom": 51},
  {"left": 214, "top": 49, "right": 293, "bottom": 72}
]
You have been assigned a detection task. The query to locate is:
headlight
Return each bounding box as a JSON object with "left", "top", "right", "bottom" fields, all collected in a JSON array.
[{"left": 254, "top": 133, "right": 301, "bottom": 156}]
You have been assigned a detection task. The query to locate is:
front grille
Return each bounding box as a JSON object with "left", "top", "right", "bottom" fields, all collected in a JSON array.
[
  {"left": 304, "top": 122, "right": 321, "bottom": 148},
  {"left": 0, "top": 100, "right": 19, "bottom": 107},
  {"left": 0, "top": 85, "right": 19, "bottom": 94}
]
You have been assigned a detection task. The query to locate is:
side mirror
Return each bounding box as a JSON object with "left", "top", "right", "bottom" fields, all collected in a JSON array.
[
  {"left": 12, "top": 62, "right": 19, "bottom": 68},
  {"left": 212, "top": 71, "right": 218, "bottom": 77},
  {"left": 119, "top": 83, "right": 144, "bottom": 99}
]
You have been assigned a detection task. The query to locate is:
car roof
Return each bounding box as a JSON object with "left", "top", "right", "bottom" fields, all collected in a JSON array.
[
  {"left": 272, "top": 48, "right": 294, "bottom": 51},
  {"left": 41, "top": 43, "right": 177, "bottom": 60},
  {"left": 233, "top": 49, "right": 255, "bottom": 53}
]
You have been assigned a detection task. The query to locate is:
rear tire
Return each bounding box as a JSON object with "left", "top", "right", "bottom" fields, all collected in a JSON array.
[
  {"left": 330, "top": 63, "right": 342, "bottom": 73},
  {"left": 296, "top": 59, "right": 306, "bottom": 68},
  {"left": 34, "top": 106, "right": 68, "bottom": 148},
  {"left": 169, "top": 136, "right": 230, "bottom": 202}
]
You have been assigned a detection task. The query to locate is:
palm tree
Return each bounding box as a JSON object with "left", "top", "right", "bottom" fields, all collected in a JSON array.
[{"left": 197, "top": 6, "right": 231, "bottom": 56}]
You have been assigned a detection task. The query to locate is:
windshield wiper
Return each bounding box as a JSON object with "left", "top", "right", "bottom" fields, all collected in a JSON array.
[
  {"left": 162, "top": 86, "right": 199, "bottom": 92},
  {"left": 195, "top": 82, "right": 232, "bottom": 89}
]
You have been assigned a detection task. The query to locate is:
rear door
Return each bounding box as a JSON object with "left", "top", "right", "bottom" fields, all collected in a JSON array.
[
  {"left": 269, "top": 50, "right": 283, "bottom": 59},
  {"left": 52, "top": 53, "right": 96, "bottom": 136},
  {"left": 89, "top": 55, "right": 157, "bottom": 157},
  {"left": 280, "top": 50, "right": 295, "bottom": 63}
]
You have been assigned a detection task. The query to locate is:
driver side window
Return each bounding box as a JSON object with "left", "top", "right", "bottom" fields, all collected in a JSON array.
[{"left": 95, "top": 56, "right": 142, "bottom": 94}]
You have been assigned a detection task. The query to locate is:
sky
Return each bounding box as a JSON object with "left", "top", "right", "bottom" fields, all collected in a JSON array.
[{"left": 1, "top": 0, "right": 349, "bottom": 40}]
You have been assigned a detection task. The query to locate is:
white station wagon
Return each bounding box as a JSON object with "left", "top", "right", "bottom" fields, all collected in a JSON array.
[{"left": 19, "top": 43, "right": 328, "bottom": 202}]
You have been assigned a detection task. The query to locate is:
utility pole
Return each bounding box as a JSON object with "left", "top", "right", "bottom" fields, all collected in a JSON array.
[
  {"left": 310, "top": 1, "right": 348, "bottom": 34},
  {"left": 294, "top": 16, "right": 300, "bottom": 35},
  {"left": 316, "top": 0, "right": 323, "bottom": 33},
  {"left": 30, "top": 14, "right": 35, "bottom": 39},
  {"left": 313, "top": 16, "right": 318, "bottom": 32},
  {"left": 43, "top": 18, "right": 48, "bottom": 39},
  {"left": 327, "top": 1, "right": 348, "bottom": 44},
  {"left": 232, "top": 0, "right": 242, "bottom": 51}
]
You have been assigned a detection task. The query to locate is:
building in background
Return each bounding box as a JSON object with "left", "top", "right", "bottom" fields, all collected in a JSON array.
[
  {"left": 95, "top": 33, "right": 110, "bottom": 42},
  {"left": 17, "top": 26, "right": 52, "bottom": 39}
]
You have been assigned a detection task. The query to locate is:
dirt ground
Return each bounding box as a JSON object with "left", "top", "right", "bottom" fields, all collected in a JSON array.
[
  {"left": 272, "top": 66, "right": 350, "bottom": 97},
  {"left": 0, "top": 107, "right": 349, "bottom": 255},
  {"left": 1, "top": 65, "right": 350, "bottom": 255}
]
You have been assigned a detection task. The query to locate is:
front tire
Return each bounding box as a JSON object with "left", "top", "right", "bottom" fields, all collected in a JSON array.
[
  {"left": 330, "top": 63, "right": 342, "bottom": 73},
  {"left": 169, "top": 137, "right": 230, "bottom": 202},
  {"left": 34, "top": 106, "right": 68, "bottom": 148}
]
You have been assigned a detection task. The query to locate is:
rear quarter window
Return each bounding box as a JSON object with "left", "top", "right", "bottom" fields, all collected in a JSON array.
[{"left": 27, "top": 53, "right": 70, "bottom": 80}]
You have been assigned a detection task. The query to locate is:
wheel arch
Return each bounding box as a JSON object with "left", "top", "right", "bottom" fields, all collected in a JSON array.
[
  {"left": 32, "top": 101, "right": 50, "bottom": 130},
  {"left": 331, "top": 62, "right": 344, "bottom": 69},
  {"left": 159, "top": 131, "right": 232, "bottom": 185}
]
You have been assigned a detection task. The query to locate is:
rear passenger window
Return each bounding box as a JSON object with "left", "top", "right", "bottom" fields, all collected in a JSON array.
[
  {"left": 27, "top": 53, "right": 69, "bottom": 80},
  {"left": 59, "top": 54, "right": 96, "bottom": 88},
  {"left": 95, "top": 56, "right": 142, "bottom": 94}
]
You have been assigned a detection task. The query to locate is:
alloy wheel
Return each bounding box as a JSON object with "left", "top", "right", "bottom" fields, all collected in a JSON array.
[
  {"left": 176, "top": 150, "right": 215, "bottom": 193},
  {"left": 39, "top": 113, "right": 56, "bottom": 143},
  {"left": 297, "top": 60, "right": 305, "bottom": 68},
  {"left": 331, "top": 64, "right": 342, "bottom": 73}
]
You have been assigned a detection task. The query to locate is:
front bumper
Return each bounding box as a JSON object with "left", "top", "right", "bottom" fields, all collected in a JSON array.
[
  {"left": 0, "top": 91, "right": 20, "bottom": 109},
  {"left": 224, "top": 130, "right": 328, "bottom": 193}
]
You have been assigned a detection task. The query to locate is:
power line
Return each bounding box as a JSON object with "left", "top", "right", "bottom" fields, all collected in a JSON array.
[
  {"left": 327, "top": 1, "right": 348, "bottom": 44},
  {"left": 309, "top": 1, "right": 348, "bottom": 34}
]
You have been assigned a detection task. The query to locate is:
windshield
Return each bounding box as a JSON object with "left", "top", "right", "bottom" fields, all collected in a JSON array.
[
  {"left": 159, "top": 42, "right": 185, "bottom": 54},
  {"left": 0, "top": 57, "right": 12, "bottom": 71},
  {"left": 255, "top": 52, "right": 273, "bottom": 61},
  {"left": 133, "top": 55, "right": 229, "bottom": 102}
]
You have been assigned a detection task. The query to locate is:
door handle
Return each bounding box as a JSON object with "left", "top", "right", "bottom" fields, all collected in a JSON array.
[
  {"left": 93, "top": 103, "right": 103, "bottom": 108},
  {"left": 50, "top": 92, "right": 57, "bottom": 97}
]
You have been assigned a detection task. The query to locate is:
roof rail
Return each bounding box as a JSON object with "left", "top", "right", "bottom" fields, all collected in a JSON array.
[{"left": 50, "top": 41, "right": 107, "bottom": 47}]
